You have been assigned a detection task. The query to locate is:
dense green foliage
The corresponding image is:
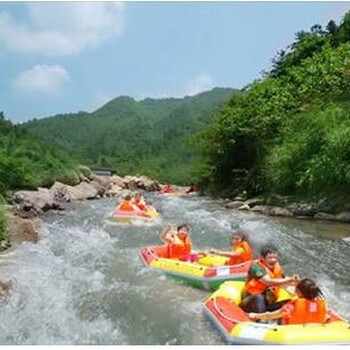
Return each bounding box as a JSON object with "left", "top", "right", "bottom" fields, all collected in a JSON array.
[
  {"left": 200, "top": 12, "right": 350, "bottom": 202},
  {"left": 22, "top": 88, "right": 236, "bottom": 184},
  {"left": 0, "top": 112, "right": 84, "bottom": 196}
]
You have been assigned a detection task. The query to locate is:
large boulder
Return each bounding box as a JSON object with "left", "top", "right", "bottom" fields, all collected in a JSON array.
[
  {"left": 123, "top": 175, "right": 160, "bottom": 191},
  {"left": 243, "top": 197, "right": 266, "bottom": 208},
  {"left": 5, "top": 211, "right": 40, "bottom": 245},
  {"left": 287, "top": 203, "right": 318, "bottom": 217},
  {"left": 0, "top": 280, "right": 12, "bottom": 302},
  {"left": 73, "top": 181, "right": 99, "bottom": 199},
  {"left": 50, "top": 181, "right": 71, "bottom": 202},
  {"left": 51, "top": 181, "right": 100, "bottom": 201},
  {"left": 250, "top": 205, "right": 293, "bottom": 217},
  {"left": 110, "top": 175, "right": 127, "bottom": 189},
  {"left": 335, "top": 212, "right": 350, "bottom": 223},
  {"left": 12, "top": 188, "right": 56, "bottom": 212},
  {"left": 225, "top": 201, "right": 244, "bottom": 209},
  {"left": 314, "top": 212, "right": 338, "bottom": 221}
]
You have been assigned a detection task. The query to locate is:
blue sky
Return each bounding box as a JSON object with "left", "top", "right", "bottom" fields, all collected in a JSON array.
[{"left": 1, "top": 1, "right": 350, "bottom": 123}]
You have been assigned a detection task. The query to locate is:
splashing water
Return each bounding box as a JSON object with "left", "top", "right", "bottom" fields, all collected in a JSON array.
[{"left": 0, "top": 194, "right": 349, "bottom": 344}]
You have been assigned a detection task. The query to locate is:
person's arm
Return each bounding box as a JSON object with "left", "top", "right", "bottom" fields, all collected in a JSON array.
[
  {"left": 260, "top": 274, "right": 299, "bottom": 287},
  {"left": 160, "top": 225, "right": 173, "bottom": 243},
  {"left": 209, "top": 247, "right": 244, "bottom": 258}
]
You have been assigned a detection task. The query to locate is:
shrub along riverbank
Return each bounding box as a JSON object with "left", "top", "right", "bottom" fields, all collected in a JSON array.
[{"left": 197, "top": 12, "right": 350, "bottom": 210}]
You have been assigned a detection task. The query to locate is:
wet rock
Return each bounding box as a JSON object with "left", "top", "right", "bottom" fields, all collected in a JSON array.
[
  {"left": 0, "top": 280, "right": 12, "bottom": 302},
  {"left": 5, "top": 212, "right": 40, "bottom": 245},
  {"left": 250, "top": 205, "right": 293, "bottom": 217},
  {"left": 243, "top": 197, "right": 266, "bottom": 208},
  {"left": 73, "top": 181, "right": 99, "bottom": 199},
  {"left": 287, "top": 203, "right": 317, "bottom": 217},
  {"left": 0, "top": 239, "right": 11, "bottom": 251},
  {"left": 314, "top": 212, "right": 338, "bottom": 221},
  {"left": 225, "top": 201, "right": 244, "bottom": 209},
  {"left": 335, "top": 211, "right": 350, "bottom": 223},
  {"left": 12, "top": 189, "right": 55, "bottom": 212}
]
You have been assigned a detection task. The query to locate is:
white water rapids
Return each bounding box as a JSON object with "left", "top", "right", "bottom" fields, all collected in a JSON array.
[{"left": 0, "top": 194, "right": 349, "bottom": 344}]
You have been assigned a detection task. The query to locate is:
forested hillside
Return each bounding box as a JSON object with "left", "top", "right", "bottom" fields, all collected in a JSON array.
[
  {"left": 0, "top": 112, "right": 87, "bottom": 239},
  {"left": 0, "top": 112, "right": 85, "bottom": 196},
  {"left": 200, "top": 12, "right": 350, "bottom": 210},
  {"left": 22, "top": 88, "right": 236, "bottom": 184}
]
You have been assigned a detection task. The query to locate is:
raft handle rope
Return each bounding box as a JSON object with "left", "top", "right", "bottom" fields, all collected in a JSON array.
[
  {"left": 146, "top": 248, "right": 158, "bottom": 259},
  {"left": 212, "top": 298, "right": 240, "bottom": 323},
  {"left": 212, "top": 298, "right": 278, "bottom": 331}
]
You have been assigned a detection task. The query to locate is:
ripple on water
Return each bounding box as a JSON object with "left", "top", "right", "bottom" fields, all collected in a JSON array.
[{"left": 0, "top": 195, "right": 349, "bottom": 344}]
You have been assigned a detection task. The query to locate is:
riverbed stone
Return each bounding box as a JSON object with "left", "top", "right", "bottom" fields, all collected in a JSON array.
[
  {"left": 314, "top": 212, "right": 338, "bottom": 221},
  {"left": 335, "top": 211, "right": 350, "bottom": 223},
  {"left": 225, "top": 201, "right": 244, "bottom": 209},
  {"left": 5, "top": 212, "right": 40, "bottom": 245}
]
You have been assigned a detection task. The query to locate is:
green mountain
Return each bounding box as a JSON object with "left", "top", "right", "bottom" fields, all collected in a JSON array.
[{"left": 22, "top": 88, "right": 237, "bottom": 184}]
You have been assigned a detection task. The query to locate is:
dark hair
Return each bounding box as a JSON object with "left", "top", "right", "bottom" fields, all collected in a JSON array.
[
  {"left": 177, "top": 223, "right": 189, "bottom": 232},
  {"left": 124, "top": 194, "right": 132, "bottom": 201},
  {"left": 231, "top": 230, "right": 248, "bottom": 242},
  {"left": 296, "top": 278, "right": 324, "bottom": 300},
  {"left": 260, "top": 245, "right": 278, "bottom": 258}
]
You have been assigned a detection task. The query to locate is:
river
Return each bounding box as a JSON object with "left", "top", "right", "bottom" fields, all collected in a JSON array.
[{"left": 0, "top": 193, "right": 349, "bottom": 344}]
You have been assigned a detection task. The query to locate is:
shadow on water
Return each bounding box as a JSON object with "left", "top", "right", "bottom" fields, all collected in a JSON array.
[{"left": 0, "top": 193, "right": 349, "bottom": 344}]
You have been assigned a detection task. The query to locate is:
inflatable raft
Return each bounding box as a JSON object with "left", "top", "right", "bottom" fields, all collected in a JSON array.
[
  {"left": 203, "top": 281, "right": 350, "bottom": 345},
  {"left": 139, "top": 245, "right": 251, "bottom": 290},
  {"left": 109, "top": 206, "right": 158, "bottom": 224}
]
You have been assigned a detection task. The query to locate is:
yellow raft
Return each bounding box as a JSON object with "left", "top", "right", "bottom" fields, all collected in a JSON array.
[
  {"left": 139, "top": 245, "right": 252, "bottom": 290},
  {"left": 203, "top": 281, "right": 350, "bottom": 345},
  {"left": 109, "top": 206, "right": 158, "bottom": 224}
]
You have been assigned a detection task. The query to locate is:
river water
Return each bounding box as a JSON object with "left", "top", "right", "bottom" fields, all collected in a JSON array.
[{"left": 0, "top": 193, "right": 349, "bottom": 345}]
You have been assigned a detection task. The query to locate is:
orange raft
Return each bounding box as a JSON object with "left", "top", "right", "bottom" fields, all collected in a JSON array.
[
  {"left": 139, "top": 245, "right": 252, "bottom": 290},
  {"left": 203, "top": 281, "right": 350, "bottom": 345}
]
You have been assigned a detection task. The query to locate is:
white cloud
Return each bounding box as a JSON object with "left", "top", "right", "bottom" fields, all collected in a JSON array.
[
  {"left": 182, "top": 73, "right": 214, "bottom": 96},
  {"left": 143, "top": 73, "right": 215, "bottom": 100},
  {"left": 12, "top": 64, "right": 70, "bottom": 95},
  {"left": 0, "top": 2, "right": 125, "bottom": 56}
]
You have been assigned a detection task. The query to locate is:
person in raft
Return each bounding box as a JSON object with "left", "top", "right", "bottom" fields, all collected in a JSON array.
[
  {"left": 114, "top": 194, "right": 149, "bottom": 216},
  {"left": 248, "top": 278, "right": 328, "bottom": 325},
  {"left": 132, "top": 193, "right": 147, "bottom": 212},
  {"left": 161, "top": 184, "right": 174, "bottom": 193},
  {"left": 160, "top": 223, "right": 193, "bottom": 261},
  {"left": 240, "top": 245, "right": 299, "bottom": 314},
  {"left": 186, "top": 183, "right": 199, "bottom": 194},
  {"left": 208, "top": 230, "right": 254, "bottom": 265}
]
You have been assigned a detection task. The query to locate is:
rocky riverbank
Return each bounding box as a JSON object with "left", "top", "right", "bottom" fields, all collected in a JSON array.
[
  {"left": 224, "top": 193, "right": 350, "bottom": 223},
  {"left": 0, "top": 172, "right": 162, "bottom": 300},
  {"left": 1, "top": 173, "right": 161, "bottom": 251}
]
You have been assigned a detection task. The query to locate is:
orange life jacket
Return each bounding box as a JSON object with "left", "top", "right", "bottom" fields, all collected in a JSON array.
[
  {"left": 162, "top": 185, "right": 174, "bottom": 193},
  {"left": 168, "top": 231, "right": 192, "bottom": 260},
  {"left": 282, "top": 298, "right": 327, "bottom": 325},
  {"left": 118, "top": 200, "right": 135, "bottom": 212},
  {"left": 244, "top": 258, "right": 284, "bottom": 298},
  {"left": 133, "top": 198, "right": 147, "bottom": 211},
  {"left": 227, "top": 241, "right": 254, "bottom": 265}
]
